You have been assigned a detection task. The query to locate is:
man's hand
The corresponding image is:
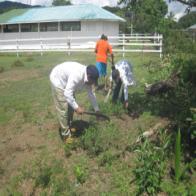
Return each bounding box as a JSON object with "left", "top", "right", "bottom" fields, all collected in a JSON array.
[{"left": 75, "top": 106, "right": 84, "bottom": 115}]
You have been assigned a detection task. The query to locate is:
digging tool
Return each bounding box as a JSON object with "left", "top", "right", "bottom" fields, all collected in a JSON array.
[
  {"left": 104, "top": 88, "right": 112, "bottom": 103},
  {"left": 83, "top": 111, "right": 110, "bottom": 121}
]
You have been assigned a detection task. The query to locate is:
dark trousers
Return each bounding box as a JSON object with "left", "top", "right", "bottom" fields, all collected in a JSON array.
[{"left": 112, "top": 79, "right": 125, "bottom": 103}]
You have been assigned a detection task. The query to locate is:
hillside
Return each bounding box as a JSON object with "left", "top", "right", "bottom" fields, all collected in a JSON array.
[{"left": 0, "top": 0, "right": 41, "bottom": 14}]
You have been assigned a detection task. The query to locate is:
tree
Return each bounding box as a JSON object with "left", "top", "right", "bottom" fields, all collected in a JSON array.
[
  {"left": 52, "top": 0, "right": 72, "bottom": 6},
  {"left": 178, "top": 11, "right": 196, "bottom": 28},
  {"left": 118, "top": 0, "right": 168, "bottom": 33}
]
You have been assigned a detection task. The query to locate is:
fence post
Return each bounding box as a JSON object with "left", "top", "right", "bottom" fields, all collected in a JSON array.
[
  {"left": 67, "top": 38, "right": 71, "bottom": 56},
  {"left": 40, "top": 39, "right": 43, "bottom": 56},
  {"left": 16, "top": 39, "right": 19, "bottom": 57},
  {"left": 160, "top": 35, "right": 162, "bottom": 58},
  {"left": 123, "top": 33, "right": 125, "bottom": 58}
]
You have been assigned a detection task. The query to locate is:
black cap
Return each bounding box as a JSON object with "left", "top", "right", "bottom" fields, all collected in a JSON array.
[{"left": 87, "top": 65, "right": 99, "bottom": 85}]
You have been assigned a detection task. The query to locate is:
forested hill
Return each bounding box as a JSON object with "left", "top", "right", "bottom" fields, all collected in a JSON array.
[{"left": 0, "top": 0, "right": 41, "bottom": 14}]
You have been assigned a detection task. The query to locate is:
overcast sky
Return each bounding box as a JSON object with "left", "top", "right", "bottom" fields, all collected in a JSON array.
[{"left": 0, "top": 0, "right": 191, "bottom": 20}]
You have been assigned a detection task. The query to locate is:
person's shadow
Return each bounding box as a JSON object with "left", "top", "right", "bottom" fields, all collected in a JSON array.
[{"left": 71, "top": 120, "right": 90, "bottom": 137}]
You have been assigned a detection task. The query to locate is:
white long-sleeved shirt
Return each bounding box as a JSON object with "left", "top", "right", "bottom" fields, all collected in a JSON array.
[
  {"left": 50, "top": 62, "right": 99, "bottom": 111},
  {"left": 110, "top": 60, "right": 135, "bottom": 101}
]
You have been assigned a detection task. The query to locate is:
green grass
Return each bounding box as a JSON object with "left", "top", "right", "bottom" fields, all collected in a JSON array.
[{"left": 0, "top": 51, "right": 193, "bottom": 195}]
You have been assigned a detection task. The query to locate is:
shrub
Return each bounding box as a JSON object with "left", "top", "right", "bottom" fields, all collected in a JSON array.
[{"left": 133, "top": 132, "right": 170, "bottom": 195}]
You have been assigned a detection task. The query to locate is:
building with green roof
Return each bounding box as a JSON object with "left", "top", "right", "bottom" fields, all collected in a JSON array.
[{"left": 0, "top": 4, "right": 125, "bottom": 43}]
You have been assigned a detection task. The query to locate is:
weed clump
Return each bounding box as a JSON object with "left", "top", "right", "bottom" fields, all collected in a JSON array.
[
  {"left": 25, "top": 56, "right": 34, "bottom": 62},
  {"left": 79, "top": 123, "right": 119, "bottom": 156},
  {"left": 74, "top": 165, "right": 87, "bottom": 184},
  {"left": 11, "top": 60, "right": 24, "bottom": 67}
]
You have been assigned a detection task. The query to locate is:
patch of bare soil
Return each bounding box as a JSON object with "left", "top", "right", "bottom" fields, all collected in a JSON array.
[
  {"left": 0, "top": 108, "right": 170, "bottom": 194},
  {"left": 0, "top": 117, "right": 62, "bottom": 190},
  {"left": 0, "top": 69, "right": 41, "bottom": 84}
]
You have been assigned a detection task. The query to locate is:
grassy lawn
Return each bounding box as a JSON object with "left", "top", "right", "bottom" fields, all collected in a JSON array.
[{"left": 0, "top": 52, "right": 194, "bottom": 195}]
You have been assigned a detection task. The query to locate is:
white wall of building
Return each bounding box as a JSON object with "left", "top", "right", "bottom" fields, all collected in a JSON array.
[{"left": 0, "top": 20, "right": 120, "bottom": 42}]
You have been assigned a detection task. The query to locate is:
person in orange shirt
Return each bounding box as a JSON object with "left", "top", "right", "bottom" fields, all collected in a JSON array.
[{"left": 95, "top": 34, "right": 114, "bottom": 91}]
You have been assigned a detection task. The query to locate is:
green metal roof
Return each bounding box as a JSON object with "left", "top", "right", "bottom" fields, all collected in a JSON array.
[{"left": 0, "top": 4, "right": 125, "bottom": 24}]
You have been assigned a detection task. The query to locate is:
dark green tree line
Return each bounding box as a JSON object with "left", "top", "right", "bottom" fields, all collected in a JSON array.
[{"left": 52, "top": 0, "right": 72, "bottom": 6}]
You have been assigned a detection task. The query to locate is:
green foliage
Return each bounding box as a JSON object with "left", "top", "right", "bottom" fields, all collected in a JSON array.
[
  {"left": 178, "top": 11, "right": 196, "bottom": 29},
  {"left": 98, "top": 150, "right": 119, "bottom": 167},
  {"left": 7, "top": 157, "right": 74, "bottom": 195},
  {"left": 157, "top": 18, "right": 179, "bottom": 36},
  {"left": 0, "top": 52, "right": 195, "bottom": 194},
  {"left": 164, "top": 30, "right": 196, "bottom": 55},
  {"left": 74, "top": 165, "right": 87, "bottom": 184},
  {"left": 11, "top": 60, "right": 24, "bottom": 67},
  {"left": 177, "top": 56, "right": 196, "bottom": 85},
  {"left": 146, "top": 58, "right": 174, "bottom": 82},
  {"left": 161, "top": 181, "right": 190, "bottom": 195},
  {"left": 175, "top": 129, "right": 181, "bottom": 183},
  {"left": 119, "top": 0, "right": 168, "bottom": 33},
  {"left": 35, "top": 165, "right": 52, "bottom": 187},
  {"left": 52, "top": 0, "right": 72, "bottom": 6},
  {"left": 133, "top": 131, "right": 170, "bottom": 195},
  {"left": 25, "top": 56, "right": 34, "bottom": 62},
  {"left": 99, "top": 101, "right": 124, "bottom": 117},
  {"left": 79, "top": 123, "right": 119, "bottom": 156},
  {"left": 63, "top": 141, "right": 78, "bottom": 157}
]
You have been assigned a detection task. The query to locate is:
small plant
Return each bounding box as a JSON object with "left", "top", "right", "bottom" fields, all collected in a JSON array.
[
  {"left": 63, "top": 141, "right": 78, "bottom": 157},
  {"left": 74, "top": 165, "right": 87, "bottom": 184},
  {"left": 98, "top": 150, "right": 118, "bottom": 166},
  {"left": 79, "top": 123, "right": 119, "bottom": 156},
  {"left": 35, "top": 166, "right": 52, "bottom": 187},
  {"left": 133, "top": 133, "right": 169, "bottom": 195},
  {"left": 175, "top": 128, "right": 181, "bottom": 183},
  {"left": 11, "top": 60, "right": 24, "bottom": 67},
  {"left": 174, "top": 128, "right": 196, "bottom": 183},
  {"left": 99, "top": 101, "right": 124, "bottom": 117}
]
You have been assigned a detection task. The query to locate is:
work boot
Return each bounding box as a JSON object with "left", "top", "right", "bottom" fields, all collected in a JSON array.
[{"left": 59, "top": 127, "right": 73, "bottom": 144}]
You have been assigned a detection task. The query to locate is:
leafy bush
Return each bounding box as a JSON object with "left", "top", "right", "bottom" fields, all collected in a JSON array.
[
  {"left": 133, "top": 131, "right": 170, "bottom": 195},
  {"left": 164, "top": 30, "right": 196, "bottom": 55}
]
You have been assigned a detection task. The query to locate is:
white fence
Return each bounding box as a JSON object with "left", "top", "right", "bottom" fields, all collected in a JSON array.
[{"left": 0, "top": 34, "right": 163, "bottom": 58}]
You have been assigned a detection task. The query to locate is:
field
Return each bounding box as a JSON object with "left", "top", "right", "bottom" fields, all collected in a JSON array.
[{"left": 0, "top": 52, "right": 194, "bottom": 195}]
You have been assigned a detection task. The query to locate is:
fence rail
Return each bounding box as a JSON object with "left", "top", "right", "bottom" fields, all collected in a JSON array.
[{"left": 0, "top": 34, "right": 163, "bottom": 57}]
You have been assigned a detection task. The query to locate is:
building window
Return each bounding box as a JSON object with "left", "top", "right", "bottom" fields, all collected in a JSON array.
[
  {"left": 21, "top": 23, "right": 38, "bottom": 32},
  {"left": 61, "top": 22, "right": 81, "bottom": 31},
  {"left": 40, "top": 22, "right": 58, "bottom": 32},
  {"left": 3, "top": 24, "right": 19, "bottom": 33}
]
